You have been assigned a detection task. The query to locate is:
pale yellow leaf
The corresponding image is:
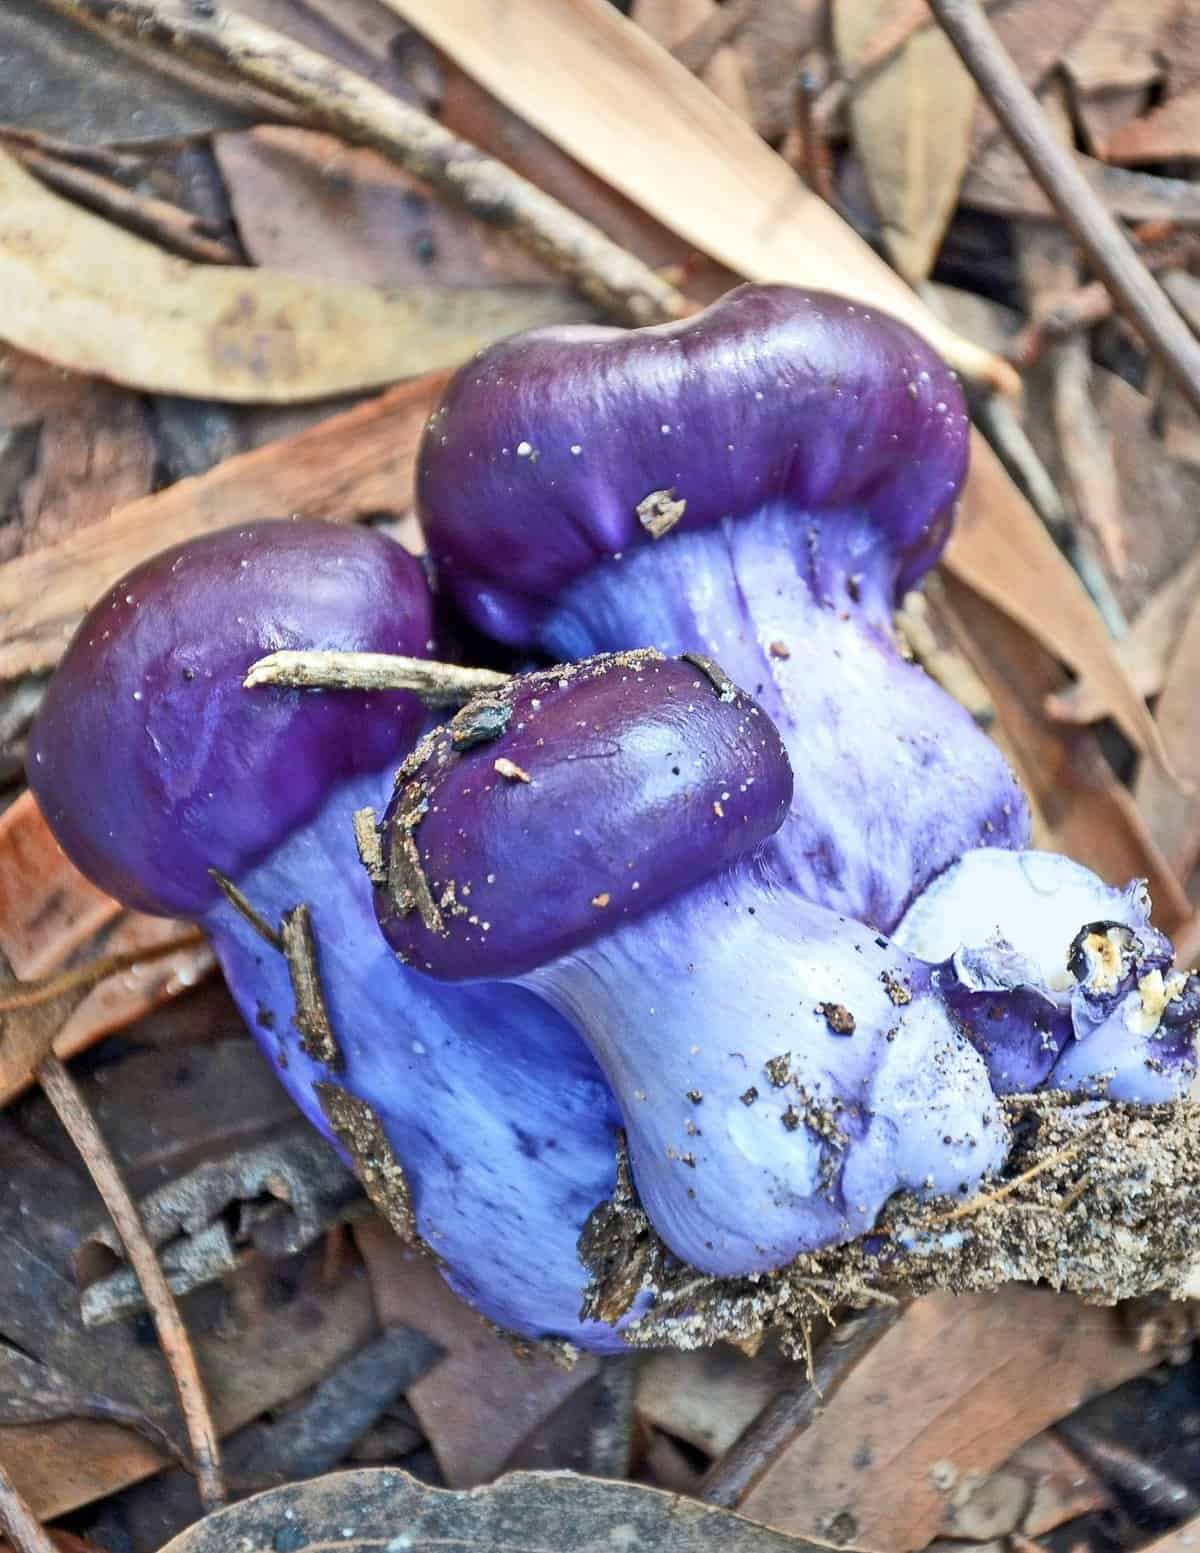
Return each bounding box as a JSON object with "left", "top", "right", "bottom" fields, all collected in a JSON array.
[
  {"left": 834, "top": 0, "right": 977, "bottom": 283},
  {"left": 0, "top": 149, "right": 587, "bottom": 403}
]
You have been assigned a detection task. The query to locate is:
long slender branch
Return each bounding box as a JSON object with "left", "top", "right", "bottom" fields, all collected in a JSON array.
[
  {"left": 37, "top": 1053, "right": 227, "bottom": 1513},
  {"left": 43, "top": 0, "right": 688, "bottom": 328},
  {"left": 927, "top": 0, "right": 1200, "bottom": 421},
  {"left": 245, "top": 650, "right": 511, "bottom": 706}
]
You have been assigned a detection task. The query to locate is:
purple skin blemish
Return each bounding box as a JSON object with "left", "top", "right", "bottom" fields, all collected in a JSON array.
[
  {"left": 375, "top": 654, "right": 1010, "bottom": 1277},
  {"left": 27, "top": 520, "right": 633, "bottom": 1349},
  {"left": 415, "top": 284, "right": 1030, "bottom": 931}
]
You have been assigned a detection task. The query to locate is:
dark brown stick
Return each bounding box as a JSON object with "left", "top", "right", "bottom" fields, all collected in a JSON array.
[
  {"left": 0, "top": 1457, "right": 57, "bottom": 1553},
  {"left": 44, "top": 0, "right": 688, "bottom": 328},
  {"left": 36, "top": 1053, "right": 226, "bottom": 1513},
  {"left": 928, "top": 0, "right": 1200, "bottom": 420},
  {"left": 700, "top": 1303, "right": 902, "bottom": 1507},
  {"left": 11, "top": 143, "right": 235, "bottom": 264}
]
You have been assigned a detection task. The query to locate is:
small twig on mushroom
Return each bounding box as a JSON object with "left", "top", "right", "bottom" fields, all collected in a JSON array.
[
  {"left": 918, "top": 1123, "right": 1103, "bottom": 1229},
  {"left": 926, "top": 0, "right": 1200, "bottom": 421},
  {"left": 700, "top": 1303, "right": 903, "bottom": 1507},
  {"left": 36, "top": 1053, "right": 227, "bottom": 1512},
  {"left": 245, "top": 649, "right": 511, "bottom": 707},
  {"left": 208, "top": 869, "right": 283, "bottom": 951},
  {"left": 0, "top": 1455, "right": 58, "bottom": 1553},
  {"left": 0, "top": 928, "right": 205, "bottom": 1014},
  {"left": 9, "top": 143, "right": 236, "bottom": 265},
  {"left": 280, "top": 903, "right": 342, "bottom": 1070},
  {"left": 44, "top": 0, "right": 690, "bottom": 328}
]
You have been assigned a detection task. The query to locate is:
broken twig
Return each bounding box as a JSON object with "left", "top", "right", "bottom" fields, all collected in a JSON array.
[
  {"left": 36, "top": 1052, "right": 227, "bottom": 1513},
  {"left": 245, "top": 649, "right": 511, "bottom": 707}
]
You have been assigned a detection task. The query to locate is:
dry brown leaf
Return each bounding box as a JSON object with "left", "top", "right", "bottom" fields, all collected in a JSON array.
[
  {"left": 739, "top": 1289, "right": 1157, "bottom": 1550},
  {"left": 1062, "top": 0, "right": 1170, "bottom": 95},
  {"left": 355, "top": 1221, "right": 599, "bottom": 1487},
  {"left": 214, "top": 126, "right": 561, "bottom": 288},
  {"left": 938, "top": 1432, "right": 1107, "bottom": 1540},
  {"left": 971, "top": 0, "right": 1097, "bottom": 156},
  {"left": 1105, "top": 86, "right": 1200, "bottom": 162},
  {"left": 1046, "top": 549, "right": 1200, "bottom": 725},
  {"left": 636, "top": 1347, "right": 796, "bottom": 1459},
  {"left": 1134, "top": 1516, "right": 1200, "bottom": 1553},
  {"left": 2, "top": 1267, "right": 374, "bottom": 1521},
  {"left": 7, "top": 381, "right": 155, "bottom": 564},
  {"left": 0, "top": 148, "right": 585, "bottom": 402},
  {"left": 160, "top": 1466, "right": 824, "bottom": 1553},
  {"left": 1134, "top": 591, "right": 1200, "bottom": 877},
  {"left": 0, "top": 373, "right": 444, "bottom": 679},
  {"left": 936, "top": 574, "right": 1193, "bottom": 929},
  {"left": 944, "top": 437, "right": 1176, "bottom": 778},
  {"left": 0, "top": 791, "right": 214, "bottom": 1105},
  {"left": 633, "top": 0, "right": 755, "bottom": 122},
  {"left": 962, "top": 138, "right": 1200, "bottom": 223},
  {"left": 383, "top": 0, "right": 1015, "bottom": 390},
  {"left": 834, "top": 0, "right": 977, "bottom": 284}
]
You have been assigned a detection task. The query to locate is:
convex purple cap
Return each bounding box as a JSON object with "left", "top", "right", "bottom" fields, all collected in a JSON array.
[
  {"left": 418, "top": 284, "right": 968, "bottom": 640},
  {"left": 376, "top": 656, "right": 1010, "bottom": 1275},
  {"left": 376, "top": 651, "right": 792, "bottom": 978},
  {"left": 29, "top": 520, "right": 432, "bottom": 919}
]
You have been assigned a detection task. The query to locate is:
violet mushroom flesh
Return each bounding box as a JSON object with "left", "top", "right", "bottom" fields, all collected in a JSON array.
[
  {"left": 376, "top": 653, "right": 1010, "bottom": 1277},
  {"left": 27, "top": 520, "right": 630, "bottom": 1349},
  {"left": 415, "top": 283, "right": 1029, "bottom": 932},
  {"left": 895, "top": 849, "right": 1198, "bottom": 1100}
]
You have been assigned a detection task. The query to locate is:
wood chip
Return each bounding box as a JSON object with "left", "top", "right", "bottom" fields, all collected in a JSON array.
[{"left": 281, "top": 904, "right": 341, "bottom": 1070}]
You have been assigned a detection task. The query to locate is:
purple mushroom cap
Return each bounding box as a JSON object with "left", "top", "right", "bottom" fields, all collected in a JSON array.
[
  {"left": 377, "top": 656, "right": 1009, "bottom": 1275},
  {"left": 377, "top": 651, "right": 792, "bottom": 979},
  {"left": 418, "top": 284, "right": 967, "bottom": 638},
  {"left": 28, "top": 520, "right": 433, "bottom": 919},
  {"left": 26, "top": 520, "right": 636, "bottom": 1350},
  {"left": 414, "top": 284, "right": 1029, "bottom": 930}
]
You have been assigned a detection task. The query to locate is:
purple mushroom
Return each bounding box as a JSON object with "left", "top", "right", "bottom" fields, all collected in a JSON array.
[
  {"left": 896, "top": 849, "right": 1197, "bottom": 1101},
  {"left": 415, "top": 283, "right": 1029, "bottom": 932},
  {"left": 376, "top": 652, "right": 1010, "bottom": 1277},
  {"left": 27, "top": 520, "right": 631, "bottom": 1349}
]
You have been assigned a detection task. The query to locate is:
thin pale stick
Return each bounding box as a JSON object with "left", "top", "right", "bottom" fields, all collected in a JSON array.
[
  {"left": 44, "top": 0, "right": 688, "bottom": 328},
  {"left": 36, "top": 1053, "right": 226, "bottom": 1512},
  {"left": 245, "top": 649, "right": 510, "bottom": 706},
  {"left": 927, "top": 0, "right": 1200, "bottom": 420}
]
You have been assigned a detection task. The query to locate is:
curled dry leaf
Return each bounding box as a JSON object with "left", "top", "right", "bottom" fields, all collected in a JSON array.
[
  {"left": 158, "top": 1466, "right": 824, "bottom": 1553},
  {"left": 834, "top": 0, "right": 978, "bottom": 285},
  {"left": 0, "top": 149, "right": 588, "bottom": 402}
]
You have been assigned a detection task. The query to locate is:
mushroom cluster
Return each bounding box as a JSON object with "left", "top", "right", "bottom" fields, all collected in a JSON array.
[{"left": 27, "top": 284, "right": 1200, "bottom": 1353}]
